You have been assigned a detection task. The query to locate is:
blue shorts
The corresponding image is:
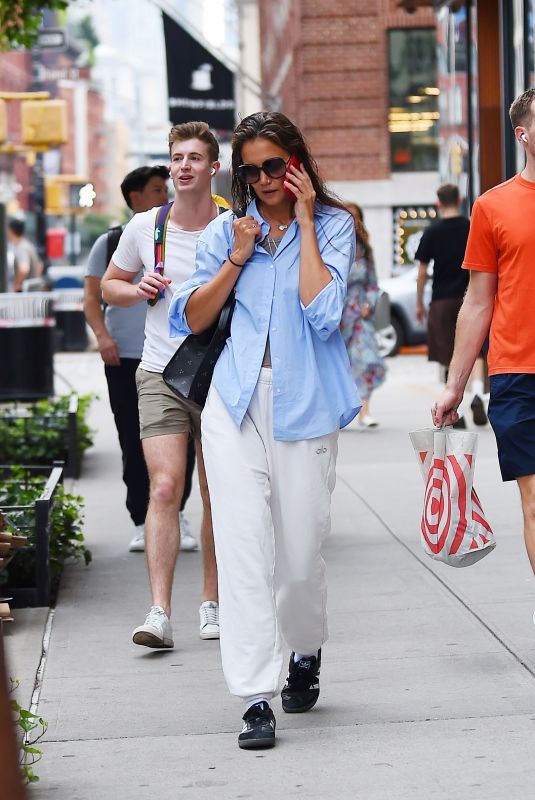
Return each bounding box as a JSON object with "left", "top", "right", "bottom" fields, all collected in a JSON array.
[{"left": 488, "top": 373, "right": 535, "bottom": 482}]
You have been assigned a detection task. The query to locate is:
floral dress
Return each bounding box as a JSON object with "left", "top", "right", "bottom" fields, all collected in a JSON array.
[{"left": 340, "top": 243, "right": 386, "bottom": 400}]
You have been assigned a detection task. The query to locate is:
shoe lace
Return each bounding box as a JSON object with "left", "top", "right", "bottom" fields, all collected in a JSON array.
[
  {"left": 200, "top": 604, "right": 218, "bottom": 626},
  {"left": 288, "top": 657, "right": 319, "bottom": 690},
  {"left": 243, "top": 703, "right": 271, "bottom": 724},
  {"left": 146, "top": 606, "right": 166, "bottom": 624}
]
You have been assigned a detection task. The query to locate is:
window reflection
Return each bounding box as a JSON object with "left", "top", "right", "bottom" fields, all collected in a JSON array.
[
  {"left": 388, "top": 28, "right": 439, "bottom": 172},
  {"left": 528, "top": 1, "right": 534, "bottom": 87},
  {"left": 436, "top": 4, "right": 479, "bottom": 203},
  {"left": 393, "top": 206, "right": 437, "bottom": 271}
]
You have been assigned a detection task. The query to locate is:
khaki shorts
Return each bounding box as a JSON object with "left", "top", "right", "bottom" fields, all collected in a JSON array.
[{"left": 135, "top": 368, "right": 202, "bottom": 440}]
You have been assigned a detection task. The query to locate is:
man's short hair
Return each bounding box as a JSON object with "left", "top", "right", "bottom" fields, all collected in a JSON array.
[
  {"left": 120, "top": 165, "right": 170, "bottom": 209},
  {"left": 8, "top": 218, "right": 25, "bottom": 237},
  {"left": 509, "top": 88, "right": 535, "bottom": 130},
  {"left": 168, "top": 121, "right": 219, "bottom": 162},
  {"left": 437, "top": 183, "right": 460, "bottom": 208}
]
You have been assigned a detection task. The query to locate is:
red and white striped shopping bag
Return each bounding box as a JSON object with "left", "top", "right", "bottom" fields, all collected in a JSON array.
[{"left": 409, "top": 427, "right": 495, "bottom": 567}]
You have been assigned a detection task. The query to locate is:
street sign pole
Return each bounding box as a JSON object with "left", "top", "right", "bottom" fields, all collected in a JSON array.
[
  {"left": 32, "top": 153, "right": 47, "bottom": 269},
  {"left": 0, "top": 203, "right": 7, "bottom": 293},
  {"left": 29, "top": 53, "right": 48, "bottom": 271}
]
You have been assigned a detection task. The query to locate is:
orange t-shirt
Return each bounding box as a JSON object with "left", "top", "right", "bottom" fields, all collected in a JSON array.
[{"left": 463, "top": 174, "right": 535, "bottom": 375}]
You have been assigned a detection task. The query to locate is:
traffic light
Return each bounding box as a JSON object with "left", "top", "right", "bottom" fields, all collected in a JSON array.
[
  {"left": 21, "top": 99, "right": 67, "bottom": 146},
  {"left": 45, "top": 177, "right": 63, "bottom": 214},
  {"left": 0, "top": 100, "right": 6, "bottom": 144},
  {"left": 78, "top": 183, "right": 96, "bottom": 208},
  {"left": 450, "top": 143, "right": 463, "bottom": 177},
  {"left": 44, "top": 175, "right": 94, "bottom": 214}
]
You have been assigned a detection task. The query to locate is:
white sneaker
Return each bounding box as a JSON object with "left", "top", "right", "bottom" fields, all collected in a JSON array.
[
  {"left": 199, "top": 601, "right": 219, "bottom": 640},
  {"left": 358, "top": 415, "right": 379, "bottom": 428},
  {"left": 132, "top": 606, "right": 174, "bottom": 649},
  {"left": 179, "top": 513, "right": 198, "bottom": 551},
  {"left": 129, "top": 524, "right": 145, "bottom": 552}
]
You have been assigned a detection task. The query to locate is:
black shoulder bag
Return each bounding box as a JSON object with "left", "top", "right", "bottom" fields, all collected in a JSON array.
[{"left": 162, "top": 206, "right": 243, "bottom": 413}]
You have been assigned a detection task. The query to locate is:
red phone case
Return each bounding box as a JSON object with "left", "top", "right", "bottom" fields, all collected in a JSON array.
[{"left": 283, "top": 155, "right": 301, "bottom": 201}]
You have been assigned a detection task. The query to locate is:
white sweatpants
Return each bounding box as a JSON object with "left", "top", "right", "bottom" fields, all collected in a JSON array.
[{"left": 201, "top": 369, "right": 338, "bottom": 700}]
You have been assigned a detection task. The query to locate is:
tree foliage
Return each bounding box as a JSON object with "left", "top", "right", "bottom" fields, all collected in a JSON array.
[{"left": 0, "top": 1, "right": 69, "bottom": 51}]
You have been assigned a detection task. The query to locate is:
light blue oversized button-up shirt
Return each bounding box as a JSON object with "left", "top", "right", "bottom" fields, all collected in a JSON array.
[{"left": 168, "top": 199, "right": 361, "bottom": 441}]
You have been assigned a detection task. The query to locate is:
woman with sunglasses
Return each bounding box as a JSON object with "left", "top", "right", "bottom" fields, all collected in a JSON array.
[{"left": 169, "top": 112, "right": 360, "bottom": 749}]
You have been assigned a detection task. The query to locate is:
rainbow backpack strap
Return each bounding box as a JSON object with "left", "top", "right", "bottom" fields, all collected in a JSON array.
[{"left": 148, "top": 201, "right": 173, "bottom": 307}]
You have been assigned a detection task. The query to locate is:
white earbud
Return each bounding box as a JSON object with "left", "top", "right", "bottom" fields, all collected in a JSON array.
[
  {"left": 210, "top": 167, "right": 216, "bottom": 176},
  {"left": 521, "top": 133, "right": 528, "bottom": 143}
]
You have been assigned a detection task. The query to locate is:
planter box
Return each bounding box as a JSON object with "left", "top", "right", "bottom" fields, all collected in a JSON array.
[
  {"left": 0, "top": 293, "right": 55, "bottom": 401},
  {"left": 0, "top": 463, "right": 64, "bottom": 608},
  {"left": 0, "top": 395, "right": 80, "bottom": 478}
]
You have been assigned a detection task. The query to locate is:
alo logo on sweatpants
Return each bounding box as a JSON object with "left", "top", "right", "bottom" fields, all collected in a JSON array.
[{"left": 315, "top": 446, "right": 327, "bottom": 455}]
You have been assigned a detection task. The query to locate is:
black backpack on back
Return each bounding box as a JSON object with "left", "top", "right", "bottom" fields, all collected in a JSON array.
[{"left": 106, "top": 225, "right": 123, "bottom": 266}]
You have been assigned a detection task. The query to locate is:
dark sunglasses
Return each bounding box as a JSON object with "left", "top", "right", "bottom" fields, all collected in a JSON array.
[{"left": 236, "top": 156, "right": 290, "bottom": 185}]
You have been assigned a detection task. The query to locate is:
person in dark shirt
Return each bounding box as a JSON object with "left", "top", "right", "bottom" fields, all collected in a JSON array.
[{"left": 415, "top": 183, "right": 487, "bottom": 426}]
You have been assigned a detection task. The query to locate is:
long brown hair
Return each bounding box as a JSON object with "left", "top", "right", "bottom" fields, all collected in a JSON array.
[
  {"left": 345, "top": 202, "right": 372, "bottom": 259},
  {"left": 231, "top": 112, "right": 345, "bottom": 213}
]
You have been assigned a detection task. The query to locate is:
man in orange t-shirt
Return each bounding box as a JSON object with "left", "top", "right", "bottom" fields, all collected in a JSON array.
[{"left": 433, "top": 87, "right": 535, "bottom": 592}]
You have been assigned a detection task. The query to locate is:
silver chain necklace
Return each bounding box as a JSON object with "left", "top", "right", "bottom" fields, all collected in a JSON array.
[
  {"left": 263, "top": 235, "right": 282, "bottom": 258},
  {"left": 259, "top": 206, "right": 292, "bottom": 231}
]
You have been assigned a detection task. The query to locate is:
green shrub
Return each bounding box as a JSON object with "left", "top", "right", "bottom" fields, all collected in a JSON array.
[
  {"left": 0, "top": 393, "right": 95, "bottom": 467},
  {"left": 0, "top": 469, "right": 91, "bottom": 589},
  {"left": 10, "top": 679, "right": 48, "bottom": 784}
]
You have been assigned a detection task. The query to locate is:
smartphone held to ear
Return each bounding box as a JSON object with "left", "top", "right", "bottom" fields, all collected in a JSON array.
[{"left": 283, "top": 155, "right": 301, "bottom": 201}]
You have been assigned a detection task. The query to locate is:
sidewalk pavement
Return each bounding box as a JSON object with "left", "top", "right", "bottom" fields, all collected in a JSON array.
[{"left": 6, "top": 351, "right": 535, "bottom": 799}]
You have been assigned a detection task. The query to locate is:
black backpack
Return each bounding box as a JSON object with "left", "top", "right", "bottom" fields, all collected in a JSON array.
[{"left": 106, "top": 225, "right": 123, "bottom": 266}]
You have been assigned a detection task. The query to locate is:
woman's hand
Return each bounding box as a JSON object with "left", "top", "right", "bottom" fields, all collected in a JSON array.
[
  {"left": 361, "top": 302, "right": 372, "bottom": 320},
  {"left": 284, "top": 163, "right": 316, "bottom": 227},
  {"left": 231, "top": 215, "right": 261, "bottom": 266}
]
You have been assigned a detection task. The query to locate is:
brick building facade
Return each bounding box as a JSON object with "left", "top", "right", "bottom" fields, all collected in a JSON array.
[
  {"left": 0, "top": 48, "right": 107, "bottom": 228},
  {"left": 0, "top": 52, "right": 33, "bottom": 214},
  {"left": 58, "top": 76, "right": 107, "bottom": 213},
  {"left": 259, "top": 0, "right": 438, "bottom": 276}
]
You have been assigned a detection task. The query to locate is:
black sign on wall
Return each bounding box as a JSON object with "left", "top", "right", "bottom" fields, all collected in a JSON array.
[{"left": 163, "top": 13, "right": 235, "bottom": 131}]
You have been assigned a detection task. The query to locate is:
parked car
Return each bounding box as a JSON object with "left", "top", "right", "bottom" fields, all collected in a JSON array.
[
  {"left": 372, "top": 289, "right": 397, "bottom": 358},
  {"left": 378, "top": 266, "right": 431, "bottom": 356}
]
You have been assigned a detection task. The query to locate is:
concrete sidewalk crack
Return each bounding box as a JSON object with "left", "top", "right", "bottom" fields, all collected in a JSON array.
[
  {"left": 41, "top": 709, "right": 535, "bottom": 744},
  {"left": 31, "top": 605, "right": 56, "bottom": 716},
  {"left": 338, "top": 475, "right": 535, "bottom": 681}
]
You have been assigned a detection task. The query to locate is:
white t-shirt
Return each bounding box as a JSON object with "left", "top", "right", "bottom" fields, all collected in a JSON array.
[{"left": 112, "top": 207, "right": 203, "bottom": 373}]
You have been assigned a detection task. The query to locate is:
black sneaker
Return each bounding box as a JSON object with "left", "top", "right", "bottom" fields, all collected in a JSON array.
[
  {"left": 470, "top": 394, "right": 488, "bottom": 426},
  {"left": 452, "top": 415, "right": 467, "bottom": 429},
  {"left": 238, "top": 702, "right": 276, "bottom": 749},
  {"left": 281, "top": 650, "right": 321, "bottom": 713}
]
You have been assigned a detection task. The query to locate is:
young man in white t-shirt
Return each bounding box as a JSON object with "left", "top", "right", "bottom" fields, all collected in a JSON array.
[{"left": 101, "top": 122, "right": 222, "bottom": 647}]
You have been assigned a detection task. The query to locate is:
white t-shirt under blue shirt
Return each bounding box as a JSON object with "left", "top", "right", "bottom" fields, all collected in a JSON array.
[{"left": 169, "top": 201, "right": 361, "bottom": 441}]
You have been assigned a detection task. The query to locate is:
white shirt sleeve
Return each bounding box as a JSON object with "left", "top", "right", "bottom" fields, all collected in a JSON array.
[{"left": 111, "top": 210, "right": 153, "bottom": 274}]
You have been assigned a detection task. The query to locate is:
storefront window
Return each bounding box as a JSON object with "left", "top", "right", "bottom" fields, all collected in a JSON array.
[
  {"left": 392, "top": 206, "right": 437, "bottom": 272},
  {"left": 436, "top": 3, "right": 479, "bottom": 204},
  {"left": 388, "top": 28, "right": 439, "bottom": 172}
]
